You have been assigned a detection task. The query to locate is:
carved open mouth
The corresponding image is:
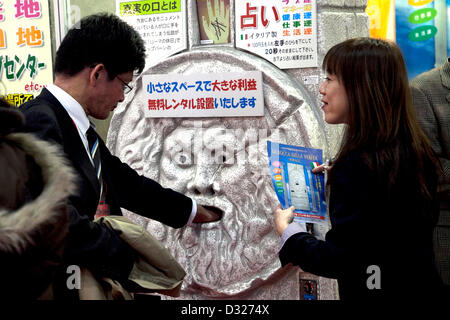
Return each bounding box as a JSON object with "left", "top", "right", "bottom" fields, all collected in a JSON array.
[{"left": 201, "top": 205, "right": 224, "bottom": 219}]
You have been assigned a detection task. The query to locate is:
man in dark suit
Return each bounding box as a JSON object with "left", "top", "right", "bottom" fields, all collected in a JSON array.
[
  {"left": 410, "top": 58, "right": 450, "bottom": 287},
  {"left": 20, "top": 13, "right": 221, "bottom": 299}
]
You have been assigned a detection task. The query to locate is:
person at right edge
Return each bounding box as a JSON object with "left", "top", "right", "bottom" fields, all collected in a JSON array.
[
  {"left": 410, "top": 58, "right": 450, "bottom": 290},
  {"left": 273, "top": 38, "right": 448, "bottom": 300}
]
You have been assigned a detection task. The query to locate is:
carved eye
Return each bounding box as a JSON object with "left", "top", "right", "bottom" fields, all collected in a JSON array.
[
  {"left": 174, "top": 152, "right": 192, "bottom": 167},
  {"left": 216, "top": 151, "right": 235, "bottom": 166}
]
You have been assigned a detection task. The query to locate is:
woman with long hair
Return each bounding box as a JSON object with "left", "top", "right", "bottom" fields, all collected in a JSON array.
[{"left": 274, "top": 37, "right": 446, "bottom": 300}]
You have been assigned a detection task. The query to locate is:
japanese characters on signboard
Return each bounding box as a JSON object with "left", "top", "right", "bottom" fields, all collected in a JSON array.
[
  {"left": 116, "top": 0, "right": 188, "bottom": 69},
  {"left": 0, "top": 0, "right": 53, "bottom": 107},
  {"left": 235, "top": 0, "right": 318, "bottom": 69},
  {"left": 143, "top": 71, "right": 264, "bottom": 118}
]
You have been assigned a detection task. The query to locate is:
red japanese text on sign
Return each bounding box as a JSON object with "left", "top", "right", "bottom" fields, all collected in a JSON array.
[
  {"left": 241, "top": 2, "right": 280, "bottom": 29},
  {"left": 15, "top": 0, "right": 41, "bottom": 19},
  {"left": 0, "top": 1, "right": 4, "bottom": 21},
  {"left": 143, "top": 71, "right": 264, "bottom": 118}
]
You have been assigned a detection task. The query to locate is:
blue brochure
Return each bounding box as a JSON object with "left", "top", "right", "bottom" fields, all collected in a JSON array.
[{"left": 267, "top": 141, "right": 327, "bottom": 225}]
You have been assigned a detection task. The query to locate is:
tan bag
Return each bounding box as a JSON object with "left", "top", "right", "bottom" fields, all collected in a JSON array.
[{"left": 79, "top": 216, "right": 186, "bottom": 300}]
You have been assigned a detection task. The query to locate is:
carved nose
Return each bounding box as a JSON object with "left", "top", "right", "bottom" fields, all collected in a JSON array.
[{"left": 187, "top": 161, "right": 219, "bottom": 196}]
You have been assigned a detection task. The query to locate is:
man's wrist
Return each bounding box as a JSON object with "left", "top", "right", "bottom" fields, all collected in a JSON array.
[{"left": 186, "top": 198, "right": 197, "bottom": 226}]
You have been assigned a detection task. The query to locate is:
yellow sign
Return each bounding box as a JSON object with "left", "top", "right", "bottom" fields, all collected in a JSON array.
[
  {"left": 0, "top": 0, "right": 53, "bottom": 106},
  {"left": 408, "top": 0, "right": 434, "bottom": 6},
  {"left": 366, "top": 0, "right": 395, "bottom": 40}
]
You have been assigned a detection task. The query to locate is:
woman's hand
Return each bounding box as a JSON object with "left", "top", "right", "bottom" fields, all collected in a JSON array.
[
  {"left": 311, "top": 163, "right": 332, "bottom": 174},
  {"left": 273, "top": 204, "right": 295, "bottom": 236}
]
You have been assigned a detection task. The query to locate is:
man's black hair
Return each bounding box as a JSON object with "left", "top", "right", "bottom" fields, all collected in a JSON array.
[
  {"left": 54, "top": 13, "right": 146, "bottom": 79},
  {"left": 0, "top": 97, "right": 24, "bottom": 135}
]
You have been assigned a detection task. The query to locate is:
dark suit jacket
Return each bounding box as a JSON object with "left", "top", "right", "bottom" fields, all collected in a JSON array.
[
  {"left": 279, "top": 147, "right": 445, "bottom": 300},
  {"left": 20, "top": 88, "right": 193, "bottom": 282}
]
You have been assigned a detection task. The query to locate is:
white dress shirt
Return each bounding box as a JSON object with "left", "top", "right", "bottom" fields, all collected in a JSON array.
[
  {"left": 46, "top": 84, "right": 93, "bottom": 165},
  {"left": 45, "top": 84, "right": 197, "bottom": 224}
]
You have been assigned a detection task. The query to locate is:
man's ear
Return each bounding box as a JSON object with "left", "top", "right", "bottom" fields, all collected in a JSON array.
[{"left": 89, "top": 64, "right": 105, "bottom": 84}]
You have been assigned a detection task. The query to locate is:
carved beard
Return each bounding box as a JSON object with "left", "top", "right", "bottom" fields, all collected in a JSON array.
[
  {"left": 147, "top": 126, "right": 280, "bottom": 296},
  {"left": 147, "top": 175, "right": 280, "bottom": 297}
]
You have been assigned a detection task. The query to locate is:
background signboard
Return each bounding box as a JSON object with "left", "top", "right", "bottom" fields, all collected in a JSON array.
[
  {"left": 143, "top": 71, "right": 264, "bottom": 118},
  {"left": 396, "top": 0, "right": 449, "bottom": 79},
  {"left": 235, "top": 0, "right": 318, "bottom": 69},
  {"left": 0, "top": 0, "right": 53, "bottom": 106},
  {"left": 116, "top": 0, "right": 188, "bottom": 69}
]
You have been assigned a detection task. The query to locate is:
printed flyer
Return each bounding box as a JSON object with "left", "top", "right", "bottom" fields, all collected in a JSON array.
[{"left": 267, "top": 141, "right": 327, "bottom": 225}]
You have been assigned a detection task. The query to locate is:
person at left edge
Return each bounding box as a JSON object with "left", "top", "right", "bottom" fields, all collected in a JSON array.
[{"left": 19, "top": 13, "right": 221, "bottom": 298}]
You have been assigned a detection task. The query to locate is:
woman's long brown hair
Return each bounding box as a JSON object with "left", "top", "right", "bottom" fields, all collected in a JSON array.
[{"left": 323, "top": 37, "right": 439, "bottom": 199}]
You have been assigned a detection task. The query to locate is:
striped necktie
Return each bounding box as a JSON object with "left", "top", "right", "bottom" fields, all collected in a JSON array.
[{"left": 86, "top": 126, "right": 104, "bottom": 202}]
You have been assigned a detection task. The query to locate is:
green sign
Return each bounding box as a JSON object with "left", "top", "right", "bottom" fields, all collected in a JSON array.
[
  {"left": 119, "top": 0, "right": 181, "bottom": 16},
  {"left": 408, "top": 8, "right": 437, "bottom": 24},
  {"left": 408, "top": 25, "right": 438, "bottom": 41}
]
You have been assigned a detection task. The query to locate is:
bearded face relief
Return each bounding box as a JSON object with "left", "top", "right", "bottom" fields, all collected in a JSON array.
[
  {"left": 159, "top": 121, "right": 280, "bottom": 292},
  {"left": 107, "top": 47, "right": 334, "bottom": 299}
]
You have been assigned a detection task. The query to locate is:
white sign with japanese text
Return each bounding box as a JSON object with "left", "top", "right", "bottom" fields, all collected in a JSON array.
[
  {"left": 0, "top": 0, "right": 54, "bottom": 106},
  {"left": 235, "top": 0, "right": 318, "bottom": 69},
  {"left": 143, "top": 71, "right": 264, "bottom": 118},
  {"left": 116, "top": 0, "right": 187, "bottom": 69}
]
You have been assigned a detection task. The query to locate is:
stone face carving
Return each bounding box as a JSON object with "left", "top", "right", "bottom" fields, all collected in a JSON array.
[{"left": 107, "top": 46, "right": 334, "bottom": 299}]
